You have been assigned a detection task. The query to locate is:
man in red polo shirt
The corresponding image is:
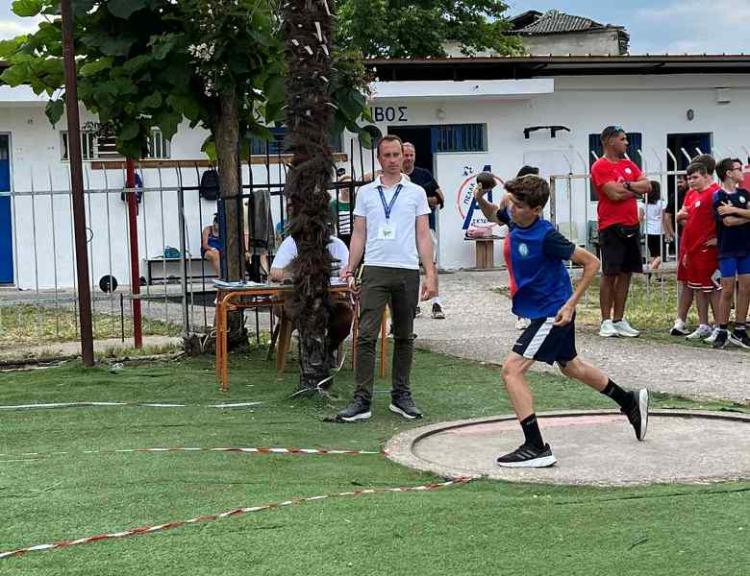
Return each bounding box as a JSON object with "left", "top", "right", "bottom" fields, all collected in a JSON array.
[{"left": 591, "top": 126, "right": 652, "bottom": 338}]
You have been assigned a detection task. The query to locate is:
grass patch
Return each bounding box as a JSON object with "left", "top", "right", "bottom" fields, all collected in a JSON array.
[
  {"left": 0, "top": 303, "right": 181, "bottom": 346},
  {"left": 0, "top": 350, "right": 747, "bottom": 575}
]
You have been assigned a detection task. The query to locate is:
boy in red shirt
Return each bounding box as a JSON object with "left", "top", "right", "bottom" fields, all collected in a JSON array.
[
  {"left": 671, "top": 154, "right": 716, "bottom": 336},
  {"left": 680, "top": 162, "right": 721, "bottom": 340},
  {"left": 590, "top": 126, "right": 651, "bottom": 338}
]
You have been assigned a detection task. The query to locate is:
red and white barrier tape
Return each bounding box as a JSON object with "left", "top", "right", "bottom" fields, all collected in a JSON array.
[
  {"left": 0, "top": 446, "right": 384, "bottom": 460},
  {"left": 0, "top": 477, "right": 472, "bottom": 560},
  {"left": 0, "top": 401, "right": 262, "bottom": 411}
]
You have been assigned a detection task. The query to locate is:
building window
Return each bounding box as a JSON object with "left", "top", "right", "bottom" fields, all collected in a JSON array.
[
  {"left": 431, "top": 124, "right": 487, "bottom": 153},
  {"left": 60, "top": 128, "right": 170, "bottom": 161},
  {"left": 588, "top": 132, "right": 643, "bottom": 200},
  {"left": 250, "top": 127, "right": 343, "bottom": 156}
]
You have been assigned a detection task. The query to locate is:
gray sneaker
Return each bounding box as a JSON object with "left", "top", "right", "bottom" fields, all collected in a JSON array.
[
  {"left": 335, "top": 398, "right": 372, "bottom": 423},
  {"left": 389, "top": 395, "right": 423, "bottom": 420},
  {"left": 613, "top": 319, "right": 640, "bottom": 338}
]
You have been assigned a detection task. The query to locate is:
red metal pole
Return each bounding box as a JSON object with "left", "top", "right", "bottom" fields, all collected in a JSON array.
[
  {"left": 126, "top": 158, "right": 143, "bottom": 348},
  {"left": 60, "top": 0, "right": 94, "bottom": 366}
]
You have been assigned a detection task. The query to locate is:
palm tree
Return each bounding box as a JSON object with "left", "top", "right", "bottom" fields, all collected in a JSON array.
[{"left": 282, "top": 0, "right": 336, "bottom": 392}]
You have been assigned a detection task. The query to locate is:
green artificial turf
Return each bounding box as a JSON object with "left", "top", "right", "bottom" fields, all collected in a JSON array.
[{"left": 0, "top": 350, "right": 747, "bottom": 575}]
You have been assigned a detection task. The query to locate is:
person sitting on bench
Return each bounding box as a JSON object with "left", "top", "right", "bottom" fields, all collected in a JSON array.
[
  {"left": 269, "top": 233, "right": 354, "bottom": 376},
  {"left": 201, "top": 213, "right": 222, "bottom": 276}
]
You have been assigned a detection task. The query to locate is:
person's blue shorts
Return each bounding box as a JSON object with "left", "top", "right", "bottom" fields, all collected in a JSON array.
[{"left": 719, "top": 255, "right": 750, "bottom": 278}]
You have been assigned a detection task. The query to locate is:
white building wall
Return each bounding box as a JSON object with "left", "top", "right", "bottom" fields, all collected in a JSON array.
[
  {"left": 4, "top": 72, "right": 750, "bottom": 285},
  {"left": 363, "top": 74, "right": 750, "bottom": 269}
]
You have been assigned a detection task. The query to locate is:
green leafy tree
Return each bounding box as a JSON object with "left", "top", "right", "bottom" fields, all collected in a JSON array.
[
  {"left": 338, "top": 0, "right": 522, "bottom": 57},
  {"left": 0, "top": 0, "right": 367, "bottom": 348}
]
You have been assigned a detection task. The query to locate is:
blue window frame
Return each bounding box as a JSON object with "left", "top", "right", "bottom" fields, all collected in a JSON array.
[
  {"left": 250, "top": 128, "right": 343, "bottom": 156},
  {"left": 431, "top": 124, "right": 487, "bottom": 153}
]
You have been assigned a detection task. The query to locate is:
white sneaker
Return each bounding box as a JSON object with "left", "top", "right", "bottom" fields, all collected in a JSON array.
[
  {"left": 515, "top": 317, "right": 530, "bottom": 330},
  {"left": 613, "top": 319, "right": 640, "bottom": 338},
  {"left": 669, "top": 320, "right": 689, "bottom": 336},
  {"left": 599, "top": 319, "right": 619, "bottom": 337},
  {"left": 704, "top": 327, "right": 720, "bottom": 344},
  {"left": 686, "top": 325, "right": 712, "bottom": 340}
]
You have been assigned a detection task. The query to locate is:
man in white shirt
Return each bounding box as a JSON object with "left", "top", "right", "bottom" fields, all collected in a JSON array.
[
  {"left": 270, "top": 234, "right": 353, "bottom": 380},
  {"left": 335, "top": 135, "right": 438, "bottom": 422}
]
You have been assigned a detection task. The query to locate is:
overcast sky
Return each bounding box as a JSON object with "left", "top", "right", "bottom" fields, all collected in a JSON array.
[{"left": 1, "top": 1, "right": 749, "bottom": 54}]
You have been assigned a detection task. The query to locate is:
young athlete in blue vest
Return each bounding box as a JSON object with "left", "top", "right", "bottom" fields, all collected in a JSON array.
[{"left": 474, "top": 173, "right": 649, "bottom": 468}]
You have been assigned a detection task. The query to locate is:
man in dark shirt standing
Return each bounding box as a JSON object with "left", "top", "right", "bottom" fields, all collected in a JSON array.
[{"left": 403, "top": 142, "right": 446, "bottom": 318}]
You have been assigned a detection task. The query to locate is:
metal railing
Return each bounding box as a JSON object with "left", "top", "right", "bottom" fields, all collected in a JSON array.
[{"left": 0, "top": 141, "right": 378, "bottom": 349}]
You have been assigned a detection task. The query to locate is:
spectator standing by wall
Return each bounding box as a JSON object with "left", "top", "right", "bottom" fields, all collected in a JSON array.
[
  {"left": 402, "top": 142, "right": 446, "bottom": 319},
  {"left": 711, "top": 158, "right": 750, "bottom": 348},
  {"left": 590, "top": 126, "right": 651, "bottom": 338}
]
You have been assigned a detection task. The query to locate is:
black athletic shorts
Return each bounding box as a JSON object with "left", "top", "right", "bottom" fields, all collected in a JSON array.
[
  {"left": 599, "top": 225, "right": 643, "bottom": 275},
  {"left": 512, "top": 315, "right": 577, "bottom": 367},
  {"left": 646, "top": 234, "right": 665, "bottom": 258}
]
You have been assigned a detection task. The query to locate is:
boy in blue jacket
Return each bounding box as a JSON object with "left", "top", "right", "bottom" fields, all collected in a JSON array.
[{"left": 474, "top": 173, "right": 649, "bottom": 468}]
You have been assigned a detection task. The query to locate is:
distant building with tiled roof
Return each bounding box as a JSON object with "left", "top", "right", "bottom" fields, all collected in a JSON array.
[{"left": 509, "top": 10, "right": 629, "bottom": 56}]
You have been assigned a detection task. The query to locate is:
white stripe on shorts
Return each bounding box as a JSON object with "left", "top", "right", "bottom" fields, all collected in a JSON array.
[{"left": 523, "top": 318, "right": 555, "bottom": 359}]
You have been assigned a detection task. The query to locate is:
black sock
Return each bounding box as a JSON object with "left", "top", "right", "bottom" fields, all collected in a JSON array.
[
  {"left": 520, "top": 414, "right": 544, "bottom": 449},
  {"left": 735, "top": 324, "right": 746, "bottom": 333},
  {"left": 719, "top": 324, "right": 728, "bottom": 331},
  {"left": 601, "top": 379, "right": 635, "bottom": 410}
]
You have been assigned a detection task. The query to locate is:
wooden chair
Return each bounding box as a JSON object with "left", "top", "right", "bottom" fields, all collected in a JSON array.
[{"left": 268, "top": 307, "right": 388, "bottom": 378}]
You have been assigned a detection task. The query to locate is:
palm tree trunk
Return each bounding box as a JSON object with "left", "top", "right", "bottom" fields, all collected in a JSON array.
[{"left": 283, "top": 0, "right": 336, "bottom": 391}]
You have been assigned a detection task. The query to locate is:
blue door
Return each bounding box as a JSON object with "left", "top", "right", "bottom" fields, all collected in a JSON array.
[{"left": 0, "top": 135, "right": 13, "bottom": 284}]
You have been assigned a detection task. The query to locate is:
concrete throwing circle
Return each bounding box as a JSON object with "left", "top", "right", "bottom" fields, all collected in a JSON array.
[{"left": 385, "top": 410, "right": 750, "bottom": 487}]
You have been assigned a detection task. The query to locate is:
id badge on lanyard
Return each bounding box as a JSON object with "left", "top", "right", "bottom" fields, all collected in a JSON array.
[{"left": 377, "top": 184, "right": 402, "bottom": 241}]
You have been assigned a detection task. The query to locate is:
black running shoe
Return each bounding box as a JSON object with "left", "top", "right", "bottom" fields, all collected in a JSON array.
[
  {"left": 622, "top": 388, "right": 649, "bottom": 441},
  {"left": 389, "top": 395, "right": 423, "bottom": 420},
  {"left": 712, "top": 330, "right": 729, "bottom": 349},
  {"left": 496, "top": 443, "right": 556, "bottom": 468},
  {"left": 731, "top": 330, "right": 750, "bottom": 349},
  {"left": 670, "top": 325, "right": 689, "bottom": 336},
  {"left": 431, "top": 303, "right": 445, "bottom": 319},
  {"left": 335, "top": 398, "right": 372, "bottom": 422}
]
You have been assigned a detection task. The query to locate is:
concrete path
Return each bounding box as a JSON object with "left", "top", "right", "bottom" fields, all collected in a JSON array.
[
  {"left": 414, "top": 271, "right": 749, "bottom": 404},
  {"left": 385, "top": 410, "right": 750, "bottom": 486}
]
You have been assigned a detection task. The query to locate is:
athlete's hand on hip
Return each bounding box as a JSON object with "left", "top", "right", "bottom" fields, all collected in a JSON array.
[
  {"left": 421, "top": 273, "right": 438, "bottom": 301},
  {"left": 553, "top": 304, "right": 575, "bottom": 326}
]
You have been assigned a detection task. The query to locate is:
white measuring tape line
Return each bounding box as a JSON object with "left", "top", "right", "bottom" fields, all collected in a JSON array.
[
  {"left": 0, "top": 401, "right": 263, "bottom": 411},
  {"left": 0, "top": 478, "right": 472, "bottom": 560},
  {"left": 0, "top": 446, "right": 385, "bottom": 460}
]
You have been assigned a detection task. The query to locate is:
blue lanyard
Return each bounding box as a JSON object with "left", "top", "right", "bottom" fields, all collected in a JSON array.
[{"left": 377, "top": 184, "right": 402, "bottom": 221}]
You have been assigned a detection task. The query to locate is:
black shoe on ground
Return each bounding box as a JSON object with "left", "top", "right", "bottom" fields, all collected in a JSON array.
[
  {"left": 496, "top": 443, "right": 556, "bottom": 468},
  {"left": 670, "top": 325, "right": 689, "bottom": 336},
  {"left": 732, "top": 330, "right": 750, "bottom": 349},
  {"left": 621, "top": 388, "right": 649, "bottom": 441},
  {"left": 335, "top": 398, "right": 372, "bottom": 422},
  {"left": 389, "top": 395, "right": 423, "bottom": 420},
  {"left": 414, "top": 306, "right": 422, "bottom": 318},
  {"left": 431, "top": 303, "right": 445, "bottom": 319},
  {"left": 712, "top": 330, "right": 729, "bottom": 349}
]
